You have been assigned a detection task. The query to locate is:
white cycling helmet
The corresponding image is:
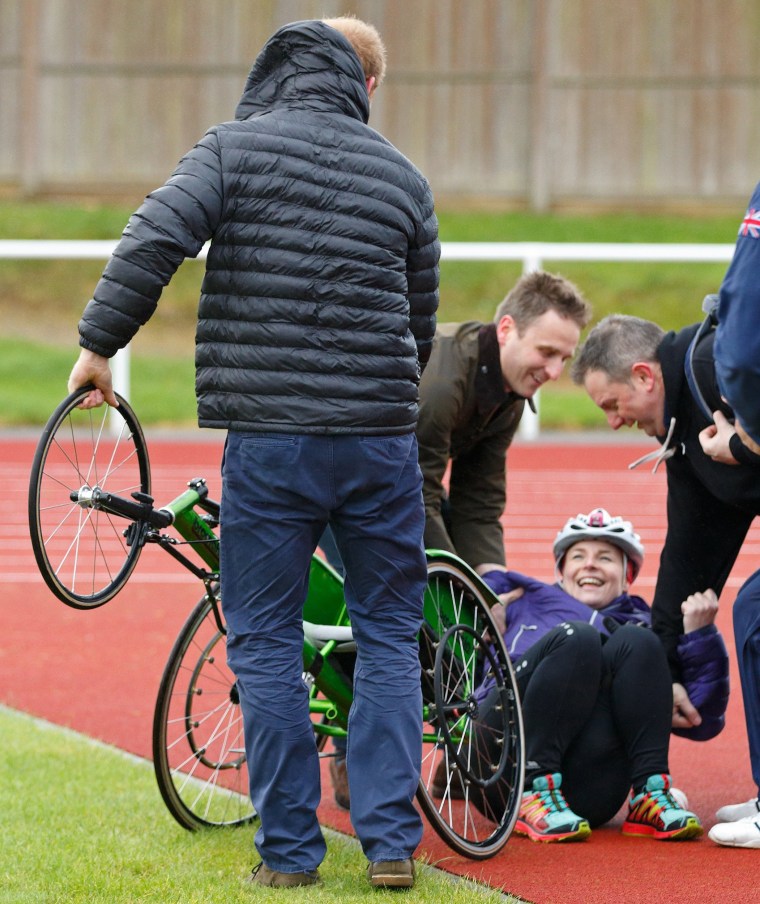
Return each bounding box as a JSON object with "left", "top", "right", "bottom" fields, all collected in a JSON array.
[{"left": 553, "top": 507, "right": 645, "bottom": 582}]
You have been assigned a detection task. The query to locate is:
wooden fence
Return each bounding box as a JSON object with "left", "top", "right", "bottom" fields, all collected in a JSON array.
[{"left": 2, "top": 0, "right": 760, "bottom": 208}]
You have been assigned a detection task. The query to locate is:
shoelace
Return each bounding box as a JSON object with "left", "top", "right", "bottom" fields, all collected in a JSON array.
[
  {"left": 631, "top": 787, "right": 679, "bottom": 820},
  {"left": 627, "top": 417, "right": 680, "bottom": 473},
  {"left": 655, "top": 789, "right": 683, "bottom": 811},
  {"left": 530, "top": 786, "right": 570, "bottom": 815}
]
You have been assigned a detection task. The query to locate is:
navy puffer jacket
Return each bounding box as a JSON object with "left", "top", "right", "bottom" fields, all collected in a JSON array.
[{"left": 78, "top": 20, "right": 440, "bottom": 434}]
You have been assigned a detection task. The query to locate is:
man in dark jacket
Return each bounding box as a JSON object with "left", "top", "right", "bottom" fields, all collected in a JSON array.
[
  {"left": 417, "top": 270, "right": 591, "bottom": 573},
  {"left": 67, "top": 17, "right": 439, "bottom": 889},
  {"left": 572, "top": 313, "right": 760, "bottom": 845}
]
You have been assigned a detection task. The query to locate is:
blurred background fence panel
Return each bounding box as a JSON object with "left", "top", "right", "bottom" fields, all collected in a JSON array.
[{"left": 2, "top": 0, "right": 760, "bottom": 207}]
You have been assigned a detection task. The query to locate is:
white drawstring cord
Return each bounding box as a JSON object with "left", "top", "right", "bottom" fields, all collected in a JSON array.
[{"left": 627, "top": 417, "right": 678, "bottom": 473}]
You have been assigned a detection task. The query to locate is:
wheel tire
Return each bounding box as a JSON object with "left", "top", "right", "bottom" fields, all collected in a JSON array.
[
  {"left": 152, "top": 592, "right": 255, "bottom": 830},
  {"left": 28, "top": 386, "right": 150, "bottom": 608},
  {"left": 417, "top": 556, "right": 524, "bottom": 859}
]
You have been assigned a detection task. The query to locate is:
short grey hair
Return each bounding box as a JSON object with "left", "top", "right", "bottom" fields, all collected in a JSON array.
[{"left": 570, "top": 314, "right": 665, "bottom": 385}]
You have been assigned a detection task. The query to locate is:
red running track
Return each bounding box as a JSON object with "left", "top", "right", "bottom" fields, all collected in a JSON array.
[{"left": 4, "top": 432, "right": 760, "bottom": 903}]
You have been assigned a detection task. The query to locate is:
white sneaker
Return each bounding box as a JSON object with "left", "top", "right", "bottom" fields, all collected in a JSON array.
[
  {"left": 709, "top": 813, "right": 760, "bottom": 848},
  {"left": 669, "top": 787, "right": 689, "bottom": 810},
  {"left": 715, "top": 798, "right": 760, "bottom": 822}
]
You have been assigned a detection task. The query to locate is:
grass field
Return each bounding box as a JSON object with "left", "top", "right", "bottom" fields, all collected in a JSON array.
[
  {"left": 1, "top": 706, "right": 513, "bottom": 903},
  {"left": 0, "top": 198, "right": 742, "bottom": 429}
]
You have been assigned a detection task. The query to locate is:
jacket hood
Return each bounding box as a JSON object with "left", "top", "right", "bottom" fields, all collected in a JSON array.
[
  {"left": 235, "top": 20, "right": 371, "bottom": 123},
  {"left": 657, "top": 326, "right": 694, "bottom": 426}
]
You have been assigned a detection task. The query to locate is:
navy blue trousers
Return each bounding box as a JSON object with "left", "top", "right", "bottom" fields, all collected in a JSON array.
[
  {"left": 733, "top": 568, "right": 760, "bottom": 794},
  {"left": 220, "top": 431, "right": 427, "bottom": 871}
]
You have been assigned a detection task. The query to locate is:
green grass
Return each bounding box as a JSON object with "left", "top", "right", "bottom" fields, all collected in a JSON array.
[
  {"left": 0, "top": 706, "right": 514, "bottom": 903},
  {"left": 0, "top": 336, "right": 197, "bottom": 429},
  {"left": 0, "top": 199, "right": 741, "bottom": 429},
  {"left": 435, "top": 206, "right": 736, "bottom": 333}
]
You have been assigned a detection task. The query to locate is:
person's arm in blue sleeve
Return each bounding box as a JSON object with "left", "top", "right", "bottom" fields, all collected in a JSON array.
[{"left": 715, "top": 181, "right": 760, "bottom": 446}]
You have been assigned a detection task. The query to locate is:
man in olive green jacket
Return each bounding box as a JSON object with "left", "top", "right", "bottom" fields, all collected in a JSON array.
[{"left": 417, "top": 271, "right": 591, "bottom": 575}]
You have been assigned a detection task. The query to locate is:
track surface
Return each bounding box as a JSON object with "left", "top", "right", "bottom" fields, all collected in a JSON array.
[{"left": 5, "top": 432, "right": 760, "bottom": 903}]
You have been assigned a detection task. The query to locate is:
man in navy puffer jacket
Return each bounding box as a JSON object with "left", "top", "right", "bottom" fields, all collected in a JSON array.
[{"left": 67, "top": 17, "right": 439, "bottom": 889}]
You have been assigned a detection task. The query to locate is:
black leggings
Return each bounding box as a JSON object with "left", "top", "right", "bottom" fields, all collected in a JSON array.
[{"left": 483, "top": 622, "right": 673, "bottom": 827}]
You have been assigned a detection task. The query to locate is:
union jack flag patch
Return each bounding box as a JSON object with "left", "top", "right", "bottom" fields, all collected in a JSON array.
[{"left": 739, "top": 208, "right": 760, "bottom": 238}]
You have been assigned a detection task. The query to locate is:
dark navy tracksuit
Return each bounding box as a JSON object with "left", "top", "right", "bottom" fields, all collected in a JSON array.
[{"left": 715, "top": 182, "right": 760, "bottom": 797}]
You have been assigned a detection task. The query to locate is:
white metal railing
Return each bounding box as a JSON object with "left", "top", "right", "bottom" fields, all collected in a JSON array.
[
  {"left": 0, "top": 239, "right": 735, "bottom": 262},
  {"left": 1, "top": 240, "right": 736, "bottom": 438}
]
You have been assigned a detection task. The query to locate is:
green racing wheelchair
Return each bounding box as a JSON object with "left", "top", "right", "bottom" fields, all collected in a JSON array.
[{"left": 28, "top": 387, "right": 524, "bottom": 860}]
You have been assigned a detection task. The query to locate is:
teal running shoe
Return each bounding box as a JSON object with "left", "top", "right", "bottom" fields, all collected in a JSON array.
[
  {"left": 622, "top": 773, "right": 703, "bottom": 840},
  {"left": 515, "top": 773, "right": 591, "bottom": 842}
]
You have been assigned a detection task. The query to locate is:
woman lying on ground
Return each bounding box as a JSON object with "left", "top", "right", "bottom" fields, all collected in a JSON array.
[{"left": 451, "top": 508, "right": 729, "bottom": 843}]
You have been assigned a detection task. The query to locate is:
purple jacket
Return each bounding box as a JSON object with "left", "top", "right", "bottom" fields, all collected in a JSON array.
[{"left": 488, "top": 570, "right": 729, "bottom": 741}]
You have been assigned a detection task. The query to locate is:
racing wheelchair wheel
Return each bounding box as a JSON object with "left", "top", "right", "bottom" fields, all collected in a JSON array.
[
  {"left": 152, "top": 590, "right": 255, "bottom": 830},
  {"left": 417, "top": 556, "right": 524, "bottom": 859},
  {"left": 28, "top": 386, "right": 151, "bottom": 609}
]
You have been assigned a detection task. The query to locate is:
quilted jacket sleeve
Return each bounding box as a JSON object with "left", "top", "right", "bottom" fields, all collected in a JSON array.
[
  {"left": 78, "top": 130, "right": 224, "bottom": 357},
  {"left": 672, "top": 624, "right": 730, "bottom": 741},
  {"left": 406, "top": 203, "right": 440, "bottom": 371}
]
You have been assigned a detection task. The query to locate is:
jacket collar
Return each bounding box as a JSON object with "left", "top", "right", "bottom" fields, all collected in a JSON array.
[
  {"left": 475, "top": 323, "right": 536, "bottom": 414},
  {"left": 656, "top": 326, "right": 696, "bottom": 432}
]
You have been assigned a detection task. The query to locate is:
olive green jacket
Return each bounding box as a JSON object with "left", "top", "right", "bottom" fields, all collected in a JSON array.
[{"left": 417, "top": 321, "right": 526, "bottom": 568}]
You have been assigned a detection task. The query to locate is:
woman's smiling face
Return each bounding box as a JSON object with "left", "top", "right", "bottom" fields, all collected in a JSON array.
[{"left": 559, "top": 539, "right": 626, "bottom": 610}]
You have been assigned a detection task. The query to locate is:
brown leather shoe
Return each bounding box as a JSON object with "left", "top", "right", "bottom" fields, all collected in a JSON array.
[
  {"left": 247, "top": 863, "right": 321, "bottom": 887},
  {"left": 367, "top": 858, "right": 415, "bottom": 889},
  {"left": 329, "top": 757, "right": 350, "bottom": 810}
]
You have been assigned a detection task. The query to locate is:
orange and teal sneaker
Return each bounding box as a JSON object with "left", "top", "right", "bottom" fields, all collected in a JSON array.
[
  {"left": 514, "top": 773, "right": 591, "bottom": 842},
  {"left": 622, "top": 774, "right": 703, "bottom": 840}
]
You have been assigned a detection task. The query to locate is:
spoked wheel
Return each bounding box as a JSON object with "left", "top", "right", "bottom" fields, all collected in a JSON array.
[
  {"left": 28, "top": 386, "right": 151, "bottom": 609},
  {"left": 417, "top": 556, "right": 524, "bottom": 859},
  {"left": 153, "top": 591, "right": 255, "bottom": 830}
]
